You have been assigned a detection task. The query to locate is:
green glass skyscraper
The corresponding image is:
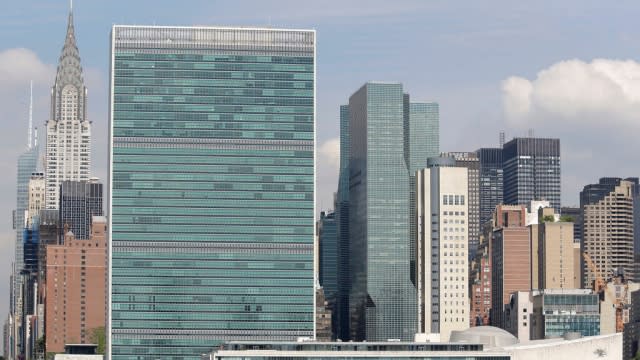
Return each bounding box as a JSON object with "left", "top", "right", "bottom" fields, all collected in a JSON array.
[
  {"left": 345, "top": 82, "right": 438, "bottom": 341},
  {"left": 108, "top": 26, "right": 315, "bottom": 360}
]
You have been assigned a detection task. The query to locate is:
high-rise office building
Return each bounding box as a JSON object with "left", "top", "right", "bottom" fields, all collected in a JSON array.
[
  {"left": 59, "top": 179, "right": 103, "bottom": 241},
  {"left": 502, "top": 138, "right": 560, "bottom": 211},
  {"left": 45, "top": 7, "right": 91, "bottom": 209},
  {"left": 416, "top": 157, "right": 469, "bottom": 341},
  {"left": 11, "top": 87, "right": 39, "bottom": 360},
  {"left": 491, "top": 205, "right": 531, "bottom": 329},
  {"left": 476, "top": 148, "right": 503, "bottom": 227},
  {"left": 109, "top": 26, "right": 315, "bottom": 359},
  {"left": 46, "top": 217, "right": 107, "bottom": 353},
  {"left": 334, "top": 105, "right": 350, "bottom": 341},
  {"left": 580, "top": 178, "right": 638, "bottom": 287},
  {"left": 442, "top": 152, "right": 480, "bottom": 259},
  {"left": 345, "top": 82, "right": 438, "bottom": 341},
  {"left": 318, "top": 211, "right": 338, "bottom": 302}
]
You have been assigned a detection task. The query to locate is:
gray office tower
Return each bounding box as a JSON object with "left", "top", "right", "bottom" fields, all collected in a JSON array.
[
  {"left": 343, "top": 82, "right": 438, "bottom": 341},
  {"left": 502, "top": 138, "right": 560, "bottom": 211},
  {"left": 334, "top": 105, "right": 351, "bottom": 341},
  {"left": 59, "top": 179, "right": 103, "bottom": 241},
  {"left": 442, "top": 152, "right": 480, "bottom": 259},
  {"left": 476, "top": 148, "right": 503, "bottom": 226}
]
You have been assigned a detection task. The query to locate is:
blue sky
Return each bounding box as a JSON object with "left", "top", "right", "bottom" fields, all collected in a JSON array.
[{"left": 2, "top": 0, "right": 640, "bottom": 333}]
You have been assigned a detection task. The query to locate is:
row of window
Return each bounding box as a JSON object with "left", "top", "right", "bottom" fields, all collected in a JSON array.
[{"left": 443, "top": 194, "right": 465, "bottom": 205}]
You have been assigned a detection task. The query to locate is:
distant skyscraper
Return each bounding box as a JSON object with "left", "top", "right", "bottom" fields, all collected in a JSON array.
[
  {"left": 476, "top": 148, "right": 503, "bottom": 226},
  {"left": 417, "top": 157, "right": 469, "bottom": 341},
  {"left": 335, "top": 105, "right": 351, "bottom": 341},
  {"left": 45, "top": 8, "right": 91, "bottom": 209},
  {"left": 580, "top": 178, "right": 639, "bottom": 286},
  {"left": 442, "top": 152, "right": 480, "bottom": 259},
  {"left": 59, "top": 179, "right": 103, "bottom": 241},
  {"left": 318, "top": 211, "right": 338, "bottom": 302},
  {"left": 560, "top": 206, "right": 582, "bottom": 244},
  {"left": 11, "top": 85, "right": 39, "bottom": 360},
  {"left": 345, "top": 82, "right": 437, "bottom": 341},
  {"left": 109, "top": 26, "right": 315, "bottom": 359},
  {"left": 502, "top": 138, "right": 560, "bottom": 211}
]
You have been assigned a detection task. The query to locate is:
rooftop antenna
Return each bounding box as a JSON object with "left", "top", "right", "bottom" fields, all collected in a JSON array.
[
  {"left": 34, "top": 127, "right": 38, "bottom": 148},
  {"left": 70, "top": 0, "right": 73, "bottom": 12},
  {"left": 499, "top": 131, "right": 505, "bottom": 148},
  {"left": 28, "top": 80, "right": 33, "bottom": 149}
]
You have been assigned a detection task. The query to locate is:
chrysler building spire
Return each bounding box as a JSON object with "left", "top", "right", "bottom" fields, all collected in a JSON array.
[{"left": 44, "top": 5, "right": 91, "bottom": 209}]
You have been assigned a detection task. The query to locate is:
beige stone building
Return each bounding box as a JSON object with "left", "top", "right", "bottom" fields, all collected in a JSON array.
[
  {"left": 534, "top": 207, "right": 578, "bottom": 289},
  {"left": 581, "top": 178, "right": 637, "bottom": 288},
  {"left": 46, "top": 216, "right": 106, "bottom": 353}
]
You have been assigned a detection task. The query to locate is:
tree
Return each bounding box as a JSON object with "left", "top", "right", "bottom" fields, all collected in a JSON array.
[
  {"left": 89, "top": 326, "right": 106, "bottom": 355},
  {"left": 541, "top": 215, "right": 555, "bottom": 223},
  {"left": 559, "top": 215, "right": 574, "bottom": 222}
]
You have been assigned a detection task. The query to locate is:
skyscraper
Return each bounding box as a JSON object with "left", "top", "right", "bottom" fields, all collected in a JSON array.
[
  {"left": 45, "top": 7, "right": 91, "bottom": 209},
  {"left": 109, "top": 26, "right": 315, "bottom": 359},
  {"left": 580, "top": 178, "right": 638, "bottom": 287},
  {"left": 334, "top": 105, "right": 351, "bottom": 341},
  {"left": 416, "top": 157, "right": 469, "bottom": 341},
  {"left": 476, "top": 148, "right": 503, "bottom": 226},
  {"left": 318, "top": 211, "right": 338, "bottom": 303},
  {"left": 502, "top": 138, "right": 560, "bottom": 211},
  {"left": 442, "top": 152, "right": 480, "bottom": 259},
  {"left": 59, "top": 179, "right": 103, "bottom": 241},
  {"left": 10, "top": 85, "right": 39, "bottom": 360},
  {"left": 345, "top": 82, "right": 438, "bottom": 341},
  {"left": 333, "top": 105, "right": 351, "bottom": 340}
]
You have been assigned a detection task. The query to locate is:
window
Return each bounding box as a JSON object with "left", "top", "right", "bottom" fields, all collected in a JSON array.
[{"left": 443, "top": 195, "right": 448, "bottom": 205}]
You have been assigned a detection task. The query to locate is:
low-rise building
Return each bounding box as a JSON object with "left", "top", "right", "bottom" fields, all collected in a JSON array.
[{"left": 209, "top": 331, "right": 622, "bottom": 360}]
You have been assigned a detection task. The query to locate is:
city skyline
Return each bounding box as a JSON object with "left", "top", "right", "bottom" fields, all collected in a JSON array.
[{"left": 3, "top": 0, "right": 640, "bottom": 348}]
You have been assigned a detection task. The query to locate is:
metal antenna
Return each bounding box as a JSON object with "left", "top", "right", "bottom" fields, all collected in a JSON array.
[{"left": 28, "top": 81, "right": 33, "bottom": 149}]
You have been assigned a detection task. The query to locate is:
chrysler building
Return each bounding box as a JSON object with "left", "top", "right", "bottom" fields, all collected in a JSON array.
[{"left": 45, "top": 6, "right": 91, "bottom": 209}]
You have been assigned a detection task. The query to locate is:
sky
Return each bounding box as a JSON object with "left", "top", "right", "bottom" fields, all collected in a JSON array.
[{"left": 2, "top": 0, "right": 640, "bottom": 338}]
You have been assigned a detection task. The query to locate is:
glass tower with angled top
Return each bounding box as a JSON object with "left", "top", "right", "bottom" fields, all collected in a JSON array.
[{"left": 109, "top": 26, "right": 315, "bottom": 359}]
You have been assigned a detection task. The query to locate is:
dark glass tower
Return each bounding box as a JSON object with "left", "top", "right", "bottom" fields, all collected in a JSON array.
[
  {"left": 502, "top": 138, "right": 560, "bottom": 211},
  {"left": 59, "top": 179, "right": 103, "bottom": 241},
  {"left": 476, "top": 148, "right": 503, "bottom": 226},
  {"left": 109, "top": 26, "right": 315, "bottom": 359},
  {"left": 318, "top": 211, "right": 338, "bottom": 302}
]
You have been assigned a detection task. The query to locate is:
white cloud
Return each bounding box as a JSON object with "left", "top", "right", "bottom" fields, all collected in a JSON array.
[
  {"left": 0, "top": 48, "right": 54, "bottom": 87},
  {"left": 319, "top": 138, "right": 340, "bottom": 170},
  {"left": 316, "top": 137, "right": 340, "bottom": 212},
  {"left": 502, "top": 58, "right": 640, "bottom": 128},
  {"left": 501, "top": 58, "right": 640, "bottom": 206}
]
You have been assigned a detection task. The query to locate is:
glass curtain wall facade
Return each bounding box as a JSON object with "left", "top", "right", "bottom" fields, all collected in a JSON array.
[
  {"left": 109, "top": 26, "right": 315, "bottom": 359},
  {"left": 318, "top": 211, "right": 337, "bottom": 301},
  {"left": 59, "top": 180, "right": 103, "bottom": 241},
  {"left": 347, "top": 82, "right": 421, "bottom": 341},
  {"left": 476, "top": 148, "right": 502, "bottom": 227},
  {"left": 502, "top": 138, "right": 561, "bottom": 212},
  {"left": 334, "top": 105, "right": 350, "bottom": 341}
]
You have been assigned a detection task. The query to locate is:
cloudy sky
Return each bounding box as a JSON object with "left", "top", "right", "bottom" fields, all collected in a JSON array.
[{"left": 2, "top": 0, "right": 640, "bottom": 332}]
